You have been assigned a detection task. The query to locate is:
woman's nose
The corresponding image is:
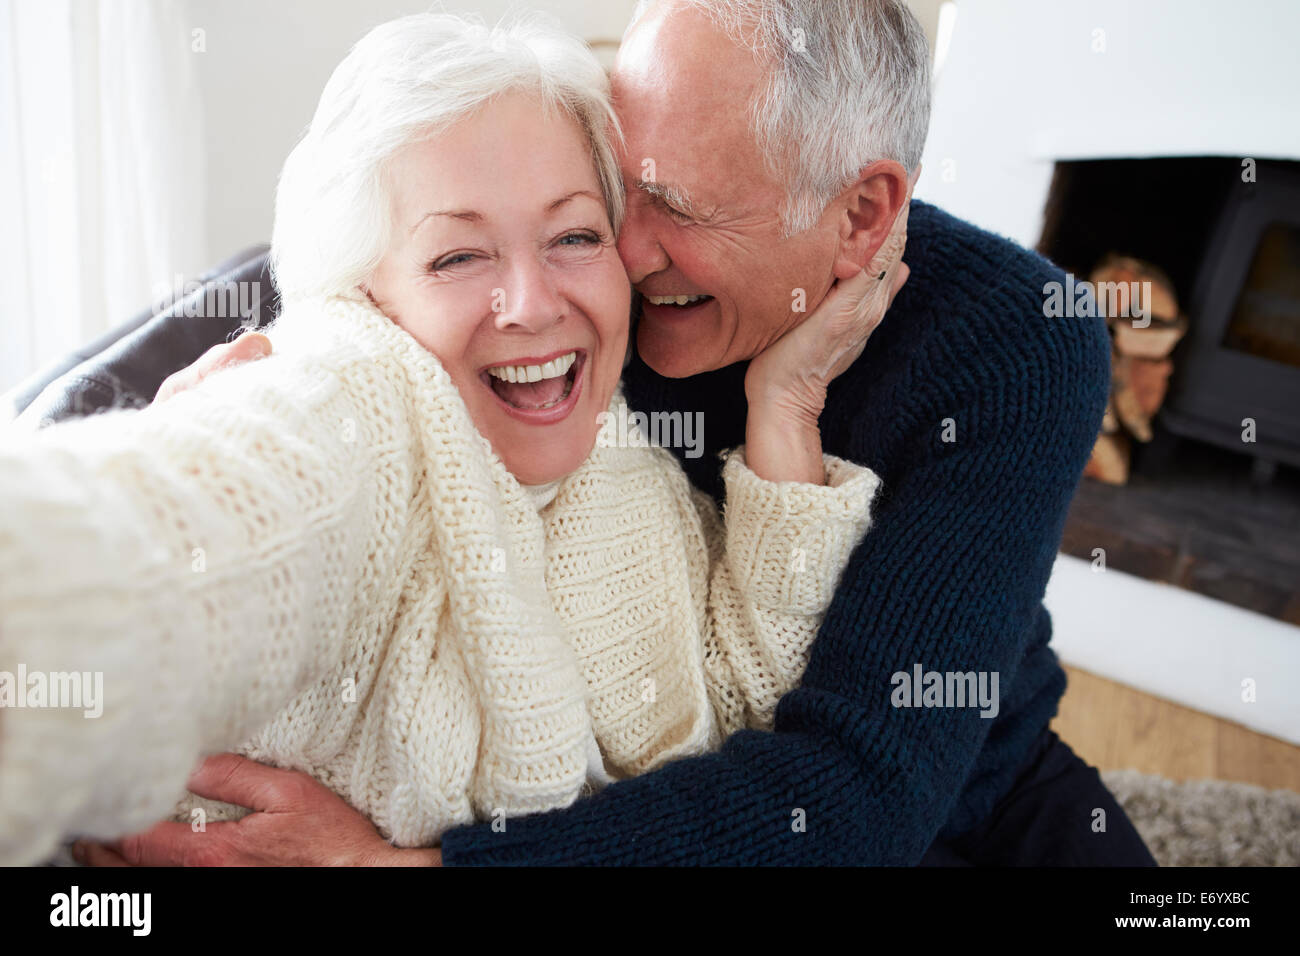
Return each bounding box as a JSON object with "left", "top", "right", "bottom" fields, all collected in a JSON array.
[{"left": 494, "top": 258, "right": 566, "bottom": 334}]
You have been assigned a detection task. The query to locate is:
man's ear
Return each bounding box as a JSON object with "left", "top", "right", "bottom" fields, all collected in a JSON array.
[{"left": 832, "top": 160, "right": 911, "bottom": 281}]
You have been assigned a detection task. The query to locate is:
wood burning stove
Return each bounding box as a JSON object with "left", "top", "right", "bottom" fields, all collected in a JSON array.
[{"left": 1161, "top": 161, "right": 1300, "bottom": 469}]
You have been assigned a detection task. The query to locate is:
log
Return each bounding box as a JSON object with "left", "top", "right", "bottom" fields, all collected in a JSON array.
[
  {"left": 1114, "top": 320, "right": 1187, "bottom": 359},
  {"left": 1090, "top": 254, "right": 1188, "bottom": 445},
  {"left": 1090, "top": 254, "right": 1181, "bottom": 326},
  {"left": 1085, "top": 431, "right": 1131, "bottom": 485},
  {"left": 1112, "top": 354, "right": 1177, "bottom": 443}
]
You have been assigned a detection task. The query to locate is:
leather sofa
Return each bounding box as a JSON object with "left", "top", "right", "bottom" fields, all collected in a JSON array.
[{"left": 4, "top": 245, "right": 278, "bottom": 426}]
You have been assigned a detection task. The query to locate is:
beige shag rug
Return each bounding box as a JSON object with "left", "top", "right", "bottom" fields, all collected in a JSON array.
[{"left": 1102, "top": 769, "right": 1300, "bottom": 866}]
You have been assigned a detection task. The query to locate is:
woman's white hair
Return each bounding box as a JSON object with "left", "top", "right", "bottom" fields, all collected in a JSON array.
[
  {"left": 271, "top": 12, "right": 624, "bottom": 304},
  {"left": 630, "top": 0, "right": 931, "bottom": 236}
]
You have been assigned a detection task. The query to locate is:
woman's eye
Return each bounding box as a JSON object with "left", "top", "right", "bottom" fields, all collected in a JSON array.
[
  {"left": 556, "top": 230, "right": 601, "bottom": 247},
  {"left": 429, "top": 252, "right": 477, "bottom": 271}
]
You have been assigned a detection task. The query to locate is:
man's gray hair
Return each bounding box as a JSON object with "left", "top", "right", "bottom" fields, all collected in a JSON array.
[{"left": 630, "top": 0, "right": 931, "bottom": 235}]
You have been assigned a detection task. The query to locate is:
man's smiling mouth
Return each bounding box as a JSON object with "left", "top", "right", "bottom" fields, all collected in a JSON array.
[
  {"left": 483, "top": 350, "right": 583, "bottom": 410},
  {"left": 644, "top": 293, "right": 713, "bottom": 308}
]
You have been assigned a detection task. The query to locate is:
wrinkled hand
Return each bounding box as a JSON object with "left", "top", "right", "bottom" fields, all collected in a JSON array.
[
  {"left": 745, "top": 183, "right": 914, "bottom": 426},
  {"left": 153, "top": 331, "right": 273, "bottom": 403},
  {"left": 72, "top": 754, "right": 440, "bottom": 867}
]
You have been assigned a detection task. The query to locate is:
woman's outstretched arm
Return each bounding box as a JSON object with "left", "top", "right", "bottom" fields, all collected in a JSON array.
[{"left": 0, "top": 303, "right": 419, "bottom": 865}]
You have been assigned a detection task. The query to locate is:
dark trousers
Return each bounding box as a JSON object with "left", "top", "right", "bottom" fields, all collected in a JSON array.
[{"left": 919, "top": 729, "right": 1158, "bottom": 866}]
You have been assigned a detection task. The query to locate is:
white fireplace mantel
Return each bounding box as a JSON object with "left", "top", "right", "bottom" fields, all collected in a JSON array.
[{"left": 914, "top": 0, "right": 1300, "bottom": 248}]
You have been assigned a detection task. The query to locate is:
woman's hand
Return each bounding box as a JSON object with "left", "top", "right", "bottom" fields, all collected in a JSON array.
[
  {"left": 72, "top": 754, "right": 440, "bottom": 867},
  {"left": 743, "top": 192, "right": 912, "bottom": 484}
]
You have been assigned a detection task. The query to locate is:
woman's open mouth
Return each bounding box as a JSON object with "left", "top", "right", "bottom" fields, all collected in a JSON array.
[{"left": 481, "top": 349, "right": 586, "bottom": 424}]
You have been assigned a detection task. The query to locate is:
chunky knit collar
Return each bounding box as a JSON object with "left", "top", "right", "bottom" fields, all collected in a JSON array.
[{"left": 521, "top": 479, "right": 562, "bottom": 512}]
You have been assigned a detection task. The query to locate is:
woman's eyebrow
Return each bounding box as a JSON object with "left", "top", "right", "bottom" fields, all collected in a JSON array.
[
  {"left": 409, "top": 191, "right": 600, "bottom": 235},
  {"left": 409, "top": 209, "right": 482, "bottom": 234},
  {"left": 547, "top": 189, "right": 603, "bottom": 211}
]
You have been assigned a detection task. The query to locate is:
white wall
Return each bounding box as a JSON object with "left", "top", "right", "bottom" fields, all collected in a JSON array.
[
  {"left": 914, "top": 0, "right": 1300, "bottom": 248},
  {"left": 182, "top": 0, "right": 641, "bottom": 265},
  {"left": 183, "top": 0, "right": 941, "bottom": 268}
]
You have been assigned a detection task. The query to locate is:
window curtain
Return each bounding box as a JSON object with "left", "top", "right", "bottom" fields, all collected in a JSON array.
[{"left": 0, "top": 0, "right": 206, "bottom": 395}]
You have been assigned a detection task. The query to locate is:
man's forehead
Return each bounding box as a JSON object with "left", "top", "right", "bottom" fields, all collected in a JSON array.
[
  {"left": 612, "top": 93, "right": 739, "bottom": 215},
  {"left": 610, "top": 2, "right": 787, "bottom": 215},
  {"left": 615, "top": 49, "right": 764, "bottom": 168},
  {"left": 612, "top": 1, "right": 764, "bottom": 135}
]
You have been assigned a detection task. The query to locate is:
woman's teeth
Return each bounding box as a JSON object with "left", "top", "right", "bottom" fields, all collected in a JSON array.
[
  {"left": 485, "top": 350, "right": 580, "bottom": 411},
  {"left": 486, "top": 350, "right": 577, "bottom": 384},
  {"left": 646, "top": 294, "right": 710, "bottom": 306}
]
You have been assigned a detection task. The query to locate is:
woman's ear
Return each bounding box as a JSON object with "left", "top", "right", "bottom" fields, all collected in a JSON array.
[{"left": 832, "top": 160, "right": 911, "bottom": 280}]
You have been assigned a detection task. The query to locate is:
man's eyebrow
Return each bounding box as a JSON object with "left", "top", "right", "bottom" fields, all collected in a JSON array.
[{"left": 636, "top": 179, "right": 705, "bottom": 219}]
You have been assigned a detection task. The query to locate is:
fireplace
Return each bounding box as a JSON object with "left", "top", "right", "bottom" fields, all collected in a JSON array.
[
  {"left": 1035, "top": 157, "right": 1300, "bottom": 624},
  {"left": 1037, "top": 157, "right": 1300, "bottom": 472}
]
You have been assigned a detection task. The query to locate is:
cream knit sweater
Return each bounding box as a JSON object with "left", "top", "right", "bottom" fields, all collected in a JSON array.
[{"left": 0, "top": 295, "right": 880, "bottom": 865}]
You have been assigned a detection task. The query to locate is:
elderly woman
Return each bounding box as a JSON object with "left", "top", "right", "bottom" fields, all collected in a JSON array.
[{"left": 0, "top": 13, "right": 904, "bottom": 865}]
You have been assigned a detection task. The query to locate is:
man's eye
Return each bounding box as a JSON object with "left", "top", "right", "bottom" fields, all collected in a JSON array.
[{"left": 659, "top": 201, "right": 693, "bottom": 224}]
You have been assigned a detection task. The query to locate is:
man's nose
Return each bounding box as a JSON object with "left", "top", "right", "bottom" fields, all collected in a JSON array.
[
  {"left": 495, "top": 257, "right": 566, "bottom": 334},
  {"left": 616, "top": 199, "right": 670, "bottom": 284}
]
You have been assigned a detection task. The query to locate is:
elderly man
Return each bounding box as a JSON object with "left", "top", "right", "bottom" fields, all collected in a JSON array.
[{"left": 58, "top": 0, "right": 1153, "bottom": 866}]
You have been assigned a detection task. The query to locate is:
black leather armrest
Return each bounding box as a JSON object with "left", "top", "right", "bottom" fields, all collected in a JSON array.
[{"left": 4, "top": 245, "right": 278, "bottom": 427}]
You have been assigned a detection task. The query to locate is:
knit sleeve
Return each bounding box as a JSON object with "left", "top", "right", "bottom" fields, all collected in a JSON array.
[
  {"left": 0, "top": 316, "right": 417, "bottom": 865},
  {"left": 692, "top": 447, "right": 881, "bottom": 736}
]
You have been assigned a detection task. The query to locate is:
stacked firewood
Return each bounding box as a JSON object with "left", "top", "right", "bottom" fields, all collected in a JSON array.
[{"left": 1084, "top": 255, "right": 1188, "bottom": 485}]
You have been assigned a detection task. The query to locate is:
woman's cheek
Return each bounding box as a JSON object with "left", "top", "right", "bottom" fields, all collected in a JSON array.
[
  {"left": 595, "top": 253, "right": 632, "bottom": 324},
  {"left": 588, "top": 266, "right": 630, "bottom": 348},
  {"left": 396, "top": 292, "right": 485, "bottom": 367}
]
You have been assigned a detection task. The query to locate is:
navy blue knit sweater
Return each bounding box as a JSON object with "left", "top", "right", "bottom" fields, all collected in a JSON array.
[{"left": 440, "top": 200, "right": 1110, "bottom": 865}]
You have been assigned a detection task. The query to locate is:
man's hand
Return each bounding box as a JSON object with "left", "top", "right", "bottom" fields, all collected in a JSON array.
[
  {"left": 153, "top": 331, "right": 274, "bottom": 403},
  {"left": 72, "top": 754, "right": 441, "bottom": 867}
]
